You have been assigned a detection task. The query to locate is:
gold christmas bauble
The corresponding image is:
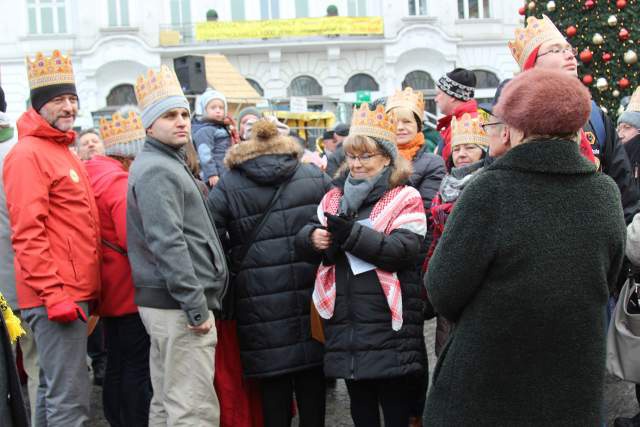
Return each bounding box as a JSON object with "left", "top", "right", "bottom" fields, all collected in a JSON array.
[
  {"left": 592, "top": 33, "right": 604, "bottom": 45},
  {"left": 608, "top": 15, "right": 618, "bottom": 27},
  {"left": 613, "top": 90, "right": 621, "bottom": 97},
  {"left": 528, "top": 1, "right": 536, "bottom": 11},
  {"left": 596, "top": 77, "right": 609, "bottom": 92},
  {"left": 546, "top": 1, "right": 556, "bottom": 12},
  {"left": 624, "top": 50, "right": 638, "bottom": 64}
]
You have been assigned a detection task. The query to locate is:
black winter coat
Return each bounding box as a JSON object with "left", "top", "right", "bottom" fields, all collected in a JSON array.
[
  {"left": 296, "top": 174, "right": 426, "bottom": 380},
  {"left": 585, "top": 107, "right": 640, "bottom": 223},
  {"left": 425, "top": 139, "right": 626, "bottom": 426},
  {"left": 208, "top": 135, "right": 331, "bottom": 378},
  {"left": 408, "top": 145, "right": 446, "bottom": 213}
]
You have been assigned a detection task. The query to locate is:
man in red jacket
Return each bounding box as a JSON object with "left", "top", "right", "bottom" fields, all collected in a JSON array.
[
  {"left": 434, "top": 68, "right": 478, "bottom": 170},
  {"left": 2, "top": 50, "right": 100, "bottom": 427}
]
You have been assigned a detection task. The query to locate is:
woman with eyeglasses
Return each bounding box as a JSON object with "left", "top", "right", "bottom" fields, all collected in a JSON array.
[
  {"left": 423, "top": 113, "right": 489, "bottom": 356},
  {"left": 296, "top": 104, "right": 427, "bottom": 427}
]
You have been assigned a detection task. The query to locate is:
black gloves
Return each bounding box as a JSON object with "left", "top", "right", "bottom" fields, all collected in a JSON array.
[{"left": 325, "top": 213, "right": 355, "bottom": 245}]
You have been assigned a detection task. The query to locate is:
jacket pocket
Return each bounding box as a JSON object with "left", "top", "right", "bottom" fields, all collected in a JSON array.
[{"left": 66, "top": 238, "right": 79, "bottom": 282}]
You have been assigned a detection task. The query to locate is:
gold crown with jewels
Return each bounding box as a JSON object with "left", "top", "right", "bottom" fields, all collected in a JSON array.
[
  {"left": 627, "top": 87, "right": 640, "bottom": 113},
  {"left": 350, "top": 104, "right": 397, "bottom": 143},
  {"left": 134, "top": 65, "right": 185, "bottom": 111},
  {"left": 385, "top": 87, "right": 425, "bottom": 120},
  {"left": 26, "top": 50, "right": 75, "bottom": 90},
  {"left": 99, "top": 111, "right": 146, "bottom": 148},
  {"left": 451, "top": 113, "right": 489, "bottom": 148},
  {"left": 509, "top": 15, "right": 567, "bottom": 70}
]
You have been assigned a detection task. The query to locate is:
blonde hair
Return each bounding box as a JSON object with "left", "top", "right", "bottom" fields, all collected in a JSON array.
[{"left": 387, "top": 106, "right": 421, "bottom": 132}]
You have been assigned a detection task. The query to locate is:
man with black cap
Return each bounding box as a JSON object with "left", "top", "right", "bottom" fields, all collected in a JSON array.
[
  {"left": 325, "top": 122, "right": 349, "bottom": 177},
  {"left": 3, "top": 51, "right": 100, "bottom": 426},
  {"left": 434, "top": 68, "right": 478, "bottom": 169}
]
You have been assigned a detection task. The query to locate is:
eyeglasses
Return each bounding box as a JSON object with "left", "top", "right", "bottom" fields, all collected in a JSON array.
[
  {"left": 345, "top": 153, "right": 381, "bottom": 163},
  {"left": 537, "top": 46, "right": 578, "bottom": 58},
  {"left": 480, "top": 122, "right": 503, "bottom": 132}
]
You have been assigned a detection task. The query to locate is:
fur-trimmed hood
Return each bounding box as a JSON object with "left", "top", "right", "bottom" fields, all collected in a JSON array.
[{"left": 223, "top": 120, "right": 303, "bottom": 184}]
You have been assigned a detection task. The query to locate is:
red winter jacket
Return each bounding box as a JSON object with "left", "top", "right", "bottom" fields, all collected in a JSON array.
[
  {"left": 2, "top": 108, "right": 101, "bottom": 309},
  {"left": 436, "top": 99, "right": 478, "bottom": 170},
  {"left": 85, "top": 156, "right": 137, "bottom": 317}
]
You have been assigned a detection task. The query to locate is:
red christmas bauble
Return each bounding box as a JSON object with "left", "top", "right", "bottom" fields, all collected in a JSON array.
[
  {"left": 619, "top": 28, "right": 630, "bottom": 41},
  {"left": 579, "top": 49, "right": 593, "bottom": 63},
  {"left": 585, "top": 0, "right": 595, "bottom": 9},
  {"left": 566, "top": 26, "right": 577, "bottom": 37},
  {"left": 617, "top": 0, "right": 627, "bottom": 9},
  {"left": 518, "top": 6, "right": 526, "bottom": 15},
  {"left": 602, "top": 52, "right": 613, "bottom": 62},
  {"left": 582, "top": 75, "right": 594, "bottom": 85},
  {"left": 619, "top": 78, "right": 631, "bottom": 89}
]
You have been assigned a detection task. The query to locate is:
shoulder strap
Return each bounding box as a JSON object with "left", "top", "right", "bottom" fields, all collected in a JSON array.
[
  {"left": 232, "top": 169, "right": 297, "bottom": 272},
  {"left": 590, "top": 100, "right": 606, "bottom": 152},
  {"left": 102, "top": 239, "right": 127, "bottom": 255}
]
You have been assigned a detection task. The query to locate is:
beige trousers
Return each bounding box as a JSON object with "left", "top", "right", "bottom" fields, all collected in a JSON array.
[{"left": 139, "top": 307, "right": 219, "bottom": 427}]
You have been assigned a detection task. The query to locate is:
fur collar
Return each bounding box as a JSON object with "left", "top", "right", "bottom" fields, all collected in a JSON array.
[{"left": 224, "top": 135, "right": 303, "bottom": 169}]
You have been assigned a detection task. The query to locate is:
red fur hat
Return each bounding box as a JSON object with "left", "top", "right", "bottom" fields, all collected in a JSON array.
[{"left": 493, "top": 69, "right": 591, "bottom": 137}]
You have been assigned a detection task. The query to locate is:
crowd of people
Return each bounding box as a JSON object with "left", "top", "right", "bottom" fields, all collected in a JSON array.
[{"left": 2, "top": 13, "right": 640, "bottom": 427}]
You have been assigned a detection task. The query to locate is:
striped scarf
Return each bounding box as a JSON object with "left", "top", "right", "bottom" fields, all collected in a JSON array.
[{"left": 313, "top": 185, "right": 427, "bottom": 331}]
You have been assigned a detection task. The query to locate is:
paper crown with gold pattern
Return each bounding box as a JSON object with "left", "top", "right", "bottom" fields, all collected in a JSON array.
[
  {"left": 134, "top": 65, "right": 189, "bottom": 128},
  {"left": 26, "top": 50, "right": 77, "bottom": 111},
  {"left": 385, "top": 87, "right": 425, "bottom": 121},
  {"left": 99, "top": 109, "right": 146, "bottom": 158},
  {"left": 350, "top": 104, "right": 397, "bottom": 144},
  {"left": 451, "top": 113, "right": 489, "bottom": 148},
  {"left": 627, "top": 87, "right": 640, "bottom": 113},
  {"left": 509, "top": 15, "right": 567, "bottom": 70}
]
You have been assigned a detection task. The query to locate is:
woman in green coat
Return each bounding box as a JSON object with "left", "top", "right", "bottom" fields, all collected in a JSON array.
[{"left": 424, "top": 68, "right": 627, "bottom": 426}]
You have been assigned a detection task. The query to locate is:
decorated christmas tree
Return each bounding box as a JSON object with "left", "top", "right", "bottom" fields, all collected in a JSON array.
[{"left": 522, "top": 0, "right": 639, "bottom": 118}]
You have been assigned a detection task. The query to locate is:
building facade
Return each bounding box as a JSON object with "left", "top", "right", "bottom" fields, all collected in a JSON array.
[{"left": 0, "top": 0, "right": 524, "bottom": 128}]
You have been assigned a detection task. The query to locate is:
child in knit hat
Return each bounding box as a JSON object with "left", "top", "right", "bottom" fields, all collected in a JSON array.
[{"left": 193, "top": 88, "right": 236, "bottom": 187}]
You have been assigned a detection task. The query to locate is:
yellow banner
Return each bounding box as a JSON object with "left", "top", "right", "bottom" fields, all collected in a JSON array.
[{"left": 195, "top": 17, "right": 383, "bottom": 41}]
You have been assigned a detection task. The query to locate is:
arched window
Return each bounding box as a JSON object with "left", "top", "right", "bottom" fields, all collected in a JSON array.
[
  {"left": 106, "top": 84, "right": 137, "bottom": 106},
  {"left": 246, "top": 78, "right": 264, "bottom": 97},
  {"left": 287, "top": 75, "right": 323, "bottom": 97},
  {"left": 344, "top": 73, "right": 379, "bottom": 92},
  {"left": 403, "top": 70, "right": 437, "bottom": 115},
  {"left": 402, "top": 70, "right": 435, "bottom": 90},
  {"left": 473, "top": 70, "right": 500, "bottom": 89}
]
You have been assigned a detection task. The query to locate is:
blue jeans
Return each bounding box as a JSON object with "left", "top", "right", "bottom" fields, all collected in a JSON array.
[{"left": 102, "top": 313, "right": 152, "bottom": 427}]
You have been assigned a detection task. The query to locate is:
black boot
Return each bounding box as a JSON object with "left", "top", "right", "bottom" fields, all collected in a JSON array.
[{"left": 614, "top": 412, "right": 640, "bottom": 427}]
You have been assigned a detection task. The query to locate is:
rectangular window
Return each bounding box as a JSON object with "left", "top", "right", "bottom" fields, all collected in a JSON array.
[
  {"left": 458, "top": 0, "right": 490, "bottom": 19},
  {"left": 295, "top": 0, "right": 308, "bottom": 17},
  {"left": 27, "top": 0, "right": 67, "bottom": 34},
  {"left": 261, "top": 0, "right": 279, "bottom": 19},
  {"left": 348, "top": 0, "right": 366, "bottom": 16},
  {"left": 108, "top": 0, "right": 129, "bottom": 26},
  {"left": 170, "top": 0, "right": 191, "bottom": 24},
  {"left": 408, "top": 0, "right": 427, "bottom": 15},
  {"left": 231, "top": 0, "right": 245, "bottom": 20}
]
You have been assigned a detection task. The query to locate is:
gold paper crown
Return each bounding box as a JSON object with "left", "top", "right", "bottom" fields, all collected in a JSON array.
[
  {"left": 451, "top": 113, "right": 489, "bottom": 148},
  {"left": 509, "top": 15, "right": 567, "bottom": 70},
  {"left": 99, "top": 111, "right": 146, "bottom": 148},
  {"left": 134, "top": 65, "right": 185, "bottom": 111},
  {"left": 385, "top": 87, "right": 425, "bottom": 120},
  {"left": 627, "top": 87, "right": 640, "bottom": 113},
  {"left": 26, "top": 50, "right": 75, "bottom": 90},
  {"left": 350, "top": 104, "right": 397, "bottom": 144}
]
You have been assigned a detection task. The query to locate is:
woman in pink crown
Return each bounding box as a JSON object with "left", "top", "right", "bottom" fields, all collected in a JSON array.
[{"left": 297, "top": 105, "right": 427, "bottom": 427}]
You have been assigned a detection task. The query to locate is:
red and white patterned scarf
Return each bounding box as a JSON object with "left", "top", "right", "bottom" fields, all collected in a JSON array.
[{"left": 312, "top": 185, "right": 426, "bottom": 331}]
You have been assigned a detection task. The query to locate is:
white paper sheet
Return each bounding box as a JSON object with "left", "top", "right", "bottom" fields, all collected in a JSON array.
[{"left": 345, "top": 218, "right": 377, "bottom": 275}]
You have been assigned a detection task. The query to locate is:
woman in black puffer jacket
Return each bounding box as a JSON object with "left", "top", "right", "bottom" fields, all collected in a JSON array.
[
  {"left": 208, "top": 119, "right": 331, "bottom": 427},
  {"left": 296, "top": 105, "right": 427, "bottom": 427}
]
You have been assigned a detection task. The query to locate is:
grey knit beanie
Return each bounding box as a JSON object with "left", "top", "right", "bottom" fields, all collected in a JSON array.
[{"left": 618, "top": 111, "right": 640, "bottom": 130}]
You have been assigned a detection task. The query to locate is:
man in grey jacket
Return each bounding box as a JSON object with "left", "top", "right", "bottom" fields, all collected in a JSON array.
[{"left": 127, "top": 66, "right": 228, "bottom": 426}]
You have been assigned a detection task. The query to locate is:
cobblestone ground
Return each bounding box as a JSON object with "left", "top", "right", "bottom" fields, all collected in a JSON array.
[{"left": 34, "top": 319, "right": 637, "bottom": 426}]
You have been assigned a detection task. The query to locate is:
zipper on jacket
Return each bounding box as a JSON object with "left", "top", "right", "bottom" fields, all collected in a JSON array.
[{"left": 345, "top": 259, "right": 356, "bottom": 380}]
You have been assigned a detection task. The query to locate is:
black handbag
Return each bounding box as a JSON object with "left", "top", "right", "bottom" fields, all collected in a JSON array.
[{"left": 220, "top": 173, "right": 295, "bottom": 319}]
